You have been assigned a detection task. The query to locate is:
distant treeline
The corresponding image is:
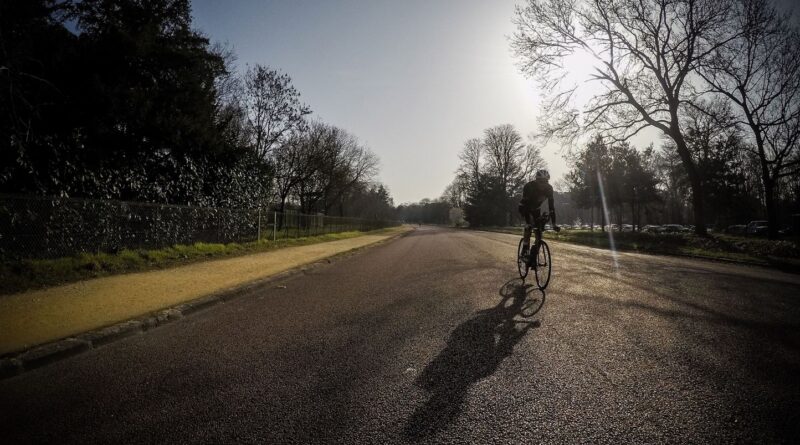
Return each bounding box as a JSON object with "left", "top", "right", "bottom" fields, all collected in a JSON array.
[
  {"left": 1, "top": 0, "right": 394, "bottom": 220},
  {"left": 559, "top": 132, "right": 782, "bottom": 231},
  {"left": 432, "top": 127, "right": 797, "bottom": 230}
]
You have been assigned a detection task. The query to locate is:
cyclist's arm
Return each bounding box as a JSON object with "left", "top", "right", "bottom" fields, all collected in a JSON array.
[{"left": 547, "top": 187, "right": 557, "bottom": 228}]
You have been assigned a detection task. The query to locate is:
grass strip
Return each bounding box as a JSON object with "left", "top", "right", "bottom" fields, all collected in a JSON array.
[
  {"left": 471, "top": 226, "right": 800, "bottom": 272},
  {"left": 0, "top": 228, "right": 400, "bottom": 296}
]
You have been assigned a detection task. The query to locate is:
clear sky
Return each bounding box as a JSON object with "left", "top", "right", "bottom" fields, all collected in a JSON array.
[{"left": 191, "top": 0, "right": 552, "bottom": 204}]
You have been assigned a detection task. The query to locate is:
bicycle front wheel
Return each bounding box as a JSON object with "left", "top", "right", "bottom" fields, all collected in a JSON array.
[
  {"left": 534, "top": 240, "right": 552, "bottom": 289},
  {"left": 517, "top": 238, "right": 529, "bottom": 279}
]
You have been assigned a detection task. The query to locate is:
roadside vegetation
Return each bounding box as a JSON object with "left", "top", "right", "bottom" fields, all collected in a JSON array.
[
  {"left": 474, "top": 226, "right": 800, "bottom": 271},
  {"left": 2, "top": 1, "right": 395, "bottom": 221},
  {"left": 0, "top": 228, "right": 401, "bottom": 296},
  {"left": 2, "top": 1, "right": 398, "bottom": 273}
]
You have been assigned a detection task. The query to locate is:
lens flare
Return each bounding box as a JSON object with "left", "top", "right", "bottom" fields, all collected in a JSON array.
[{"left": 596, "top": 171, "right": 619, "bottom": 270}]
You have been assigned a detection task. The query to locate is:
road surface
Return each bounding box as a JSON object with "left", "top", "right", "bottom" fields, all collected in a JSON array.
[{"left": 2, "top": 227, "right": 799, "bottom": 444}]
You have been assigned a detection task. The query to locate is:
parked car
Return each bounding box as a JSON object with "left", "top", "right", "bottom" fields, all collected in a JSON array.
[
  {"left": 662, "top": 224, "right": 684, "bottom": 233},
  {"left": 642, "top": 225, "right": 661, "bottom": 233},
  {"left": 621, "top": 224, "right": 634, "bottom": 232},
  {"left": 746, "top": 220, "right": 769, "bottom": 236},
  {"left": 726, "top": 224, "right": 747, "bottom": 235}
]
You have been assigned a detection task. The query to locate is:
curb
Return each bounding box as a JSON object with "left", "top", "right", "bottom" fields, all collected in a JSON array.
[{"left": 0, "top": 229, "right": 412, "bottom": 380}]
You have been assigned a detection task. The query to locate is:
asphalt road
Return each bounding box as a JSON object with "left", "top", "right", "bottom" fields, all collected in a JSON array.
[{"left": 2, "top": 227, "right": 800, "bottom": 444}]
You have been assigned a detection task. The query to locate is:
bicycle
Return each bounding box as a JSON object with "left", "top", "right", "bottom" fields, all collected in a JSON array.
[{"left": 517, "top": 212, "right": 553, "bottom": 289}]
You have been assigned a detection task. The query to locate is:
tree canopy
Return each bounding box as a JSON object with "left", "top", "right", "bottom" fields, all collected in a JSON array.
[{"left": 0, "top": 0, "right": 393, "bottom": 219}]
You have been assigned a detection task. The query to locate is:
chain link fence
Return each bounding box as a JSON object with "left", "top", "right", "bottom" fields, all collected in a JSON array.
[{"left": 0, "top": 195, "right": 399, "bottom": 260}]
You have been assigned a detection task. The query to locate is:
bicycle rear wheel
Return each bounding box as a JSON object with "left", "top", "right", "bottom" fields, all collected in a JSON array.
[
  {"left": 534, "top": 240, "right": 552, "bottom": 289},
  {"left": 517, "top": 238, "right": 529, "bottom": 279}
]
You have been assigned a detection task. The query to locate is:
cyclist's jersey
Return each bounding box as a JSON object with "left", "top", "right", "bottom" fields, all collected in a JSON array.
[{"left": 521, "top": 180, "right": 555, "bottom": 213}]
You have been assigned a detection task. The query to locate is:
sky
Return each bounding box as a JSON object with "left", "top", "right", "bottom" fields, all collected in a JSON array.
[
  {"left": 191, "top": 0, "right": 551, "bottom": 204},
  {"left": 191, "top": 0, "right": 798, "bottom": 205}
]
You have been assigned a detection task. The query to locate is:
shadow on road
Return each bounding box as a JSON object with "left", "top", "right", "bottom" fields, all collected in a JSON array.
[{"left": 403, "top": 278, "right": 543, "bottom": 439}]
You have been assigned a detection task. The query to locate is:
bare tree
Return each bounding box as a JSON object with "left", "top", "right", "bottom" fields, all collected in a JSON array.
[
  {"left": 272, "top": 126, "right": 326, "bottom": 217},
  {"left": 698, "top": 0, "right": 800, "bottom": 238},
  {"left": 457, "top": 138, "right": 484, "bottom": 188},
  {"left": 324, "top": 135, "right": 380, "bottom": 216},
  {"left": 243, "top": 65, "right": 311, "bottom": 160},
  {"left": 483, "top": 124, "right": 544, "bottom": 196},
  {"left": 290, "top": 124, "right": 379, "bottom": 216},
  {"left": 442, "top": 176, "right": 468, "bottom": 208},
  {"left": 483, "top": 124, "right": 525, "bottom": 196},
  {"left": 211, "top": 43, "right": 251, "bottom": 151},
  {"left": 512, "top": 0, "right": 736, "bottom": 235},
  {"left": 454, "top": 124, "right": 547, "bottom": 226},
  {"left": 523, "top": 133, "right": 548, "bottom": 181},
  {"left": 483, "top": 125, "right": 519, "bottom": 196},
  {"left": 292, "top": 122, "right": 340, "bottom": 214}
]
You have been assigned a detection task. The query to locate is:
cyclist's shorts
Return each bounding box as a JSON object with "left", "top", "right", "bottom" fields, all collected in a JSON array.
[{"left": 518, "top": 203, "right": 541, "bottom": 224}]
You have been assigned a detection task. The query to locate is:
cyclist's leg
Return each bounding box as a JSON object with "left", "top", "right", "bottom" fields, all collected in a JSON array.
[
  {"left": 518, "top": 203, "right": 532, "bottom": 253},
  {"left": 532, "top": 208, "right": 543, "bottom": 259}
]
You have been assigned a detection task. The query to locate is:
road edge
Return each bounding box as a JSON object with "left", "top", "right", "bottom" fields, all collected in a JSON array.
[
  {"left": 0, "top": 228, "right": 413, "bottom": 380},
  {"left": 461, "top": 227, "right": 799, "bottom": 272}
]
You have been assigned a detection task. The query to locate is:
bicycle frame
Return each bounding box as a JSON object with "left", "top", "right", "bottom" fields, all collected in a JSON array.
[
  {"left": 524, "top": 212, "right": 550, "bottom": 249},
  {"left": 517, "top": 211, "right": 553, "bottom": 288}
]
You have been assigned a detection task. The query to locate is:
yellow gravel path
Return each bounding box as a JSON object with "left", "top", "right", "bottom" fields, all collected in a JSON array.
[{"left": 0, "top": 228, "right": 410, "bottom": 355}]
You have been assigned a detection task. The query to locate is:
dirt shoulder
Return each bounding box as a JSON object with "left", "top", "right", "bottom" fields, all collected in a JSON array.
[{"left": 0, "top": 226, "right": 411, "bottom": 355}]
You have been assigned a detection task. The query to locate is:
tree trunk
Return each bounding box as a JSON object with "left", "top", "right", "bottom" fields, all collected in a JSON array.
[
  {"left": 764, "top": 179, "right": 779, "bottom": 240},
  {"left": 601, "top": 206, "right": 606, "bottom": 232},
  {"left": 278, "top": 196, "right": 287, "bottom": 230},
  {"left": 673, "top": 136, "right": 707, "bottom": 236}
]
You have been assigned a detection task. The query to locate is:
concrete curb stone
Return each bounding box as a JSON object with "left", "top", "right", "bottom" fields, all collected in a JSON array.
[
  {"left": 18, "top": 338, "right": 91, "bottom": 371},
  {"left": 141, "top": 316, "right": 159, "bottom": 331},
  {"left": 176, "top": 295, "right": 222, "bottom": 316},
  {"left": 77, "top": 320, "right": 143, "bottom": 348},
  {"left": 0, "top": 357, "right": 22, "bottom": 379},
  {"left": 156, "top": 308, "right": 183, "bottom": 324}
]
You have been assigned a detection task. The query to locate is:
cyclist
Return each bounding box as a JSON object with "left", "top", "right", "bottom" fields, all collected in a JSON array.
[{"left": 518, "top": 169, "right": 560, "bottom": 262}]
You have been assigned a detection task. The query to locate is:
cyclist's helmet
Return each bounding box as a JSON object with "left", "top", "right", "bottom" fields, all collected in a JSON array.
[{"left": 535, "top": 169, "right": 550, "bottom": 181}]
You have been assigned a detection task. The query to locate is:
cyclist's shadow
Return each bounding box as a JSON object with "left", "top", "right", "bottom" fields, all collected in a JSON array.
[{"left": 403, "top": 278, "right": 544, "bottom": 439}]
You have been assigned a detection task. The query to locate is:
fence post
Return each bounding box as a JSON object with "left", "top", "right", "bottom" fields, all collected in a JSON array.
[
  {"left": 273, "top": 211, "right": 277, "bottom": 241},
  {"left": 257, "top": 208, "right": 262, "bottom": 241}
]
